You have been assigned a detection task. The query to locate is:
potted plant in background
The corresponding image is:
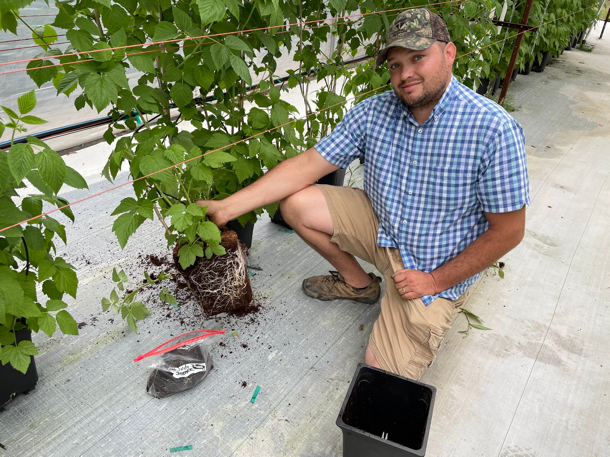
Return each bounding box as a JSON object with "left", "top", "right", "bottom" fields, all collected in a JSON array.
[{"left": 0, "top": 90, "right": 86, "bottom": 406}]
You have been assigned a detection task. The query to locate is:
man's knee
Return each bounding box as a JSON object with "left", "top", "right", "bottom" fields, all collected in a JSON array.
[
  {"left": 280, "top": 186, "right": 333, "bottom": 234},
  {"left": 365, "top": 345, "right": 381, "bottom": 369}
]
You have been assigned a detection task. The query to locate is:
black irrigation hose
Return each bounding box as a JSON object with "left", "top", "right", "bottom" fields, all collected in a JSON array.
[{"left": 0, "top": 55, "right": 371, "bottom": 150}]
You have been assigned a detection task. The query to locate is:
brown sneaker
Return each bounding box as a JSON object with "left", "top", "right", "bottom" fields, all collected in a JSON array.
[{"left": 302, "top": 271, "right": 382, "bottom": 304}]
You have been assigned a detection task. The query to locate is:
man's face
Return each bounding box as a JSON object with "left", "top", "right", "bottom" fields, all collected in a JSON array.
[{"left": 387, "top": 42, "right": 455, "bottom": 111}]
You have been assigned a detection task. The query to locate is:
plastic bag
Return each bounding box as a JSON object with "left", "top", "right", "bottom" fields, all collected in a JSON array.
[{"left": 133, "top": 330, "right": 225, "bottom": 399}]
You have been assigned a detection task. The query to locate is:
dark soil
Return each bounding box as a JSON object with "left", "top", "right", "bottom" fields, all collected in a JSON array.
[{"left": 173, "top": 229, "right": 254, "bottom": 317}]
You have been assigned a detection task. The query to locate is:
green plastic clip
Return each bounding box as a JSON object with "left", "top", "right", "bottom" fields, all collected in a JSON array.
[
  {"left": 248, "top": 269, "right": 255, "bottom": 277},
  {"left": 250, "top": 386, "right": 261, "bottom": 404},
  {"left": 170, "top": 445, "right": 193, "bottom": 453},
  {"left": 278, "top": 228, "right": 294, "bottom": 234},
  {"left": 171, "top": 304, "right": 180, "bottom": 310}
]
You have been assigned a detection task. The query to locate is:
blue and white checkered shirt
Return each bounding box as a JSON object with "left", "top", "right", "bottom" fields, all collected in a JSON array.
[{"left": 316, "top": 76, "right": 530, "bottom": 305}]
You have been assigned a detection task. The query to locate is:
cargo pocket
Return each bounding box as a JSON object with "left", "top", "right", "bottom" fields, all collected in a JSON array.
[{"left": 404, "top": 326, "right": 445, "bottom": 380}]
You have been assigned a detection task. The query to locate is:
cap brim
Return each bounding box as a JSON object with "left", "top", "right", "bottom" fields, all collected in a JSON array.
[{"left": 375, "top": 38, "right": 437, "bottom": 67}]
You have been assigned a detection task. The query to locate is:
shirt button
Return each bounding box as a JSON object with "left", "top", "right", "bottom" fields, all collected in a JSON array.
[
  {"left": 418, "top": 128, "right": 423, "bottom": 133},
  {"left": 402, "top": 220, "right": 407, "bottom": 224},
  {"left": 413, "top": 160, "right": 417, "bottom": 165},
  {"left": 401, "top": 245, "right": 405, "bottom": 250},
  {"left": 408, "top": 191, "right": 413, "bottom": 195},
  {"left": 434, "top": 115, "right": 438, "bottom": 120}
]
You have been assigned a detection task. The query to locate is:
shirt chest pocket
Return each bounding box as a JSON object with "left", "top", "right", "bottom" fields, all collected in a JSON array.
[{"left": 422, "top": 166, "right": 477, "bottom": 209}]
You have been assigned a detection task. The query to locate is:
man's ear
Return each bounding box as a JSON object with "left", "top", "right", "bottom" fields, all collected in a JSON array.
[{"left": 444, "top": 42, "right": 457, "bottom": 67}]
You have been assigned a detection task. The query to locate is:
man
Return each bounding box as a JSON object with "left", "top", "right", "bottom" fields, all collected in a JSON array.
[{"left": 197, "top": 8, "right": 529, "bottom": 380}]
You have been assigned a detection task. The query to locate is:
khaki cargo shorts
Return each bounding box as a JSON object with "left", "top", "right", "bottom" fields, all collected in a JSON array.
[{"left": 317, "top": 184, "right": 468, "bottom": 380}]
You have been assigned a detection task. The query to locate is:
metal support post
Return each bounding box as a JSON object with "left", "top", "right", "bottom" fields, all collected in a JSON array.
[
  {"left": 600, "top": 5, "right": 610, "bottom": 40},
  {"left": 497, "top": 0, "right": 535, "bottom": 106}
]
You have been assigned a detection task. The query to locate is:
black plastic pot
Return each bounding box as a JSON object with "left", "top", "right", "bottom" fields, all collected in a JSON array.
[
  {"left": 1, "top": 328, "right": 39, "bottom": 409},
  {"left": 337, "top": 364, "right": 436, "bottom": 457},
  {"left": 225, "top": 220, "right": 255, "bottom": 249},
  {"left": 519, "top": 60, "right": 534, "bottom": 75},
  {"left": 491, "top": 76, "right": 502, "bottom": 95},
  {"left": 511, "top": 68, "right": 518, "bottom": 82},
  {"left": 476, "top": 77, "right": 491, "bottom": 95},
  {"left": 270, "top": 207, "right": 292, "bottom": 229},
  {"left": 317, "top": 168, "right": 346, "bottom": 186},
  {"left": 533, "top": 51, "right": 552, "bottom": 72}
]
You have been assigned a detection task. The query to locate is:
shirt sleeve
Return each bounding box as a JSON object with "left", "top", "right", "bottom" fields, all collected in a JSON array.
[
  {"left": 315, "top": 98, "right": 369, "bottom": 169},
  {"left": 476, "top": 118, "right": 530, "bottom": 213}
]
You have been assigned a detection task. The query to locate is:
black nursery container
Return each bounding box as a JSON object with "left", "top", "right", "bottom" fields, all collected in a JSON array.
[
  {"left": 337, "top": 364, "right": 436, "bottom": 457},
  {"left": 533, "top": 51, "right": 552, "bottom": 72},
  {"left": 1, "top": 329, "right": 39, "bottom": 409},
  {"left": 226, "top": 220, "right": 255, "bottom": 249}
]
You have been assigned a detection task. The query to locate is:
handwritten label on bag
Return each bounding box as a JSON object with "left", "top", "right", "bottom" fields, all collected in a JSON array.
[{"left": 167, "top": 363, "right": 207, "bottom": 378}]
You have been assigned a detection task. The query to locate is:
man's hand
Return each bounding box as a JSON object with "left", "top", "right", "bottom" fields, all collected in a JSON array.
[
  {"left": 196, "top": 200, "right": 230, "bottom": 227},
  {"left": 392, "top": 269, "right": 439, "bottom": 300}
]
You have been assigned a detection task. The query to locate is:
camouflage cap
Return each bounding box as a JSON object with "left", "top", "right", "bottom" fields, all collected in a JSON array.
[{"left": 376, "top": 8, "right": 451, "bottom": 67}]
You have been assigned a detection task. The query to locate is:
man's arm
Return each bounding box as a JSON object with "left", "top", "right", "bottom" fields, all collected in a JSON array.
[
  {"left": 196, "top": 147, "right": 338, "bottom": 226},
  {"left": 393, "top": 205, "right": 526, "bottom": 300}
]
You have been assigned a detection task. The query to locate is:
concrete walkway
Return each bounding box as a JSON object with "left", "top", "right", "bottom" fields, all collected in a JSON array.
[{"left": 1, "top": 23, "right": 609, "bottom": 457}]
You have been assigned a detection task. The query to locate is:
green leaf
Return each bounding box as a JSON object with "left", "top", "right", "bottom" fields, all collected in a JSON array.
[
  {"left": 128, "top": 54, "right": 156, "bottom": 73},
  {"left": 85, "top": 74, "right": 119, "bottom": 113},
  {"left": 203, "top": 150, "right": 237, "bottom": 168},
  {"left": 56, "top": 310, "right": 79, "bottom": 335},
  {"left": 229, "top": 54, "right": 252, "bottom": 85},
  {"left": 3, "top": 341, "right": 38, "bottom": 374},
  {"left": 170, "top": 83, "right": 193, "bottom": 108},
  {"left": 8, "top": 143, "right": 35, "bottom": 183},
  {"left": 64, "top": 167, "right": 88, "bottom": 189},
  {"left": 172, "top": 6, "right": 193, "bottom": 31},
  {"left": 153, "top": 21, "right": 178, "bottom": 42},
  {"left": 248, "top": 107, "right": 269, "bottom": 129},
  {"left": 186, "top": 203, "right": 203, "bottom": 217},
  {"left": 329, "top": 0, "right": 347, "bottom": 12},
  {"left": 161, "top": 66, "right": 182, "bottom": 82},
  {"left": 42, "top": 217, "right": 67, "bottom": 244},
  {"left": 164, "top": 144, "right": 186, "bottom": 164},
  {"left": 111, "top": 197, "right": 138, "bottom": 216},
  {"left": 470, "top": 323, "right": 492, "bottom": 331},
  {"left": 196, "top": 0, "right": 226, "bottom": 25},
  {"left": 255, "top": 31, "right": 277, "bottom": 55},
  {"left": 139, "top": 152, "right": 174, "bottom": 184},
  {"left": 233, "top": 156, "right": 256, "bottom": 182},
  {"left": 210, "top": 43, "right": 230, "bottom": 69},
  {"left": 66, "top": 29, "right": 93, "bottom": 52},
  {"left": 90, "top": 42, "right": 113, "bottom": 62},
  {"left": 38, "top": 312, "right": 56, "bottom": 337},
  {"left": 138, "top": 200, "right": 154, "bottom": 220},
  {"left": 1, "top": 105, "right": 19, "bottom": 120},
  {"left": 196, "top": 221, "right": 220, "bottom": 241},
  {"left": 32, "top": 24, "right": 58, "bottom": 49},
  {"left": 225, "top": 35, "right": 251, "bottom": 55},
  {"left": 170, "top": 211, "right": 193, "bottom": 231},
  {"left": 46, "top": 299, "right": 68, "bottom": 311},
  {"left": 271, "top": 103, "right": 288, "bottom": 127},
  {"left": 131, "top": 302, "right": 150, "bottom": 320},
  {"left": 178, "top": 243, "right": 203, "bottom": 269},
  {"left": 211, "top": 244, "right": 226, "bottom": 256},
  {"left": 36, "top": 148, "right": 67, "bottom": 194},
  {"left": 112, "top": 212, "right": 145, "bottom": 249},
  {"left": 23, "top": 225, "right": 44, "bottom": 250},
  {"left": 57, "top": 72, "right": 80, "bottom": 95},
  {"left": 101, "top": 297, "right": 112, "bottom": 311},
  {"left": 53, "top": 268, "right": 78, "bottom": 299},
  {"left": 105, "top": 65, "right": 129, "bottom": 89},
  {"left": 75, "top": 17, "right": 100, "bottom": 36},
  {"left": 223, "top": 0, "right": 240, "bottom": 19},
  {"left": 17, "top": 89, "right": 36, "bottom": 115},
  {"left": 194, "top": 66, "right": 214, "bottom": 90},
  {"left": 92, "top": 0, "right": 112, "bottom": 7},
  {"left": 189, "top": 163, "right": 213, "bottom": 183},
  {"left": 27, "top": 59, "right": 57, "bottom": 88},
  {"left": 20, "top": 115, "right": 47, "bottom": 125}
]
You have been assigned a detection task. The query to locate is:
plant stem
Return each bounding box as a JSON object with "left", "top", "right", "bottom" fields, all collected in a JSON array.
[
  {"left": 16, "top": 15, "right": 50, "bottom": 47},
  {"left": 153, "top": 203, "right": 172, "bottom": 236},
  {"left": 93, "top": 9, "right": 106, "bottom": 40}
]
